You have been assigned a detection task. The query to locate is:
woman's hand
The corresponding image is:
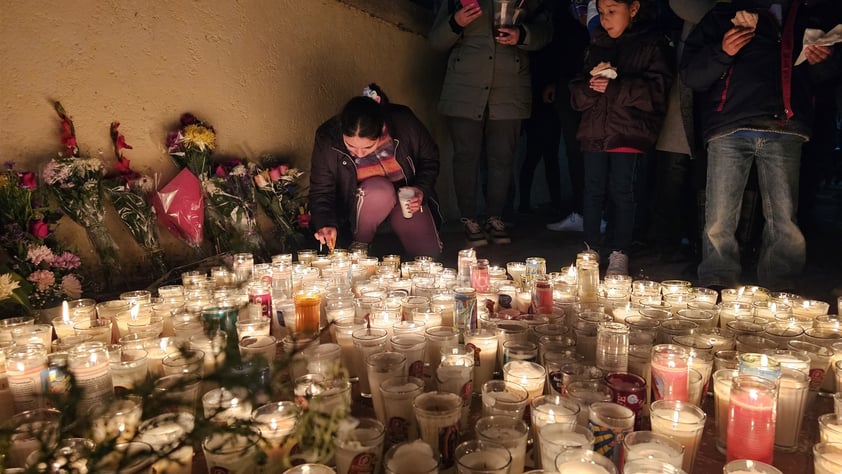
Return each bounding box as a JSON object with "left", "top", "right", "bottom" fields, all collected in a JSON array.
[
  {"left": 722, "top": 27, "right": 754, "bottom": 57},
  {"left": 314, "top": 226, "right": 337, "bottom": 251},
  {"left": 804, "top": 45, "right": 832, "bottom": 65},
  {"left": 495, "top": 27, "right": 521, "bottom": 45},
  {"left": 589, "top": 76, "right": 610, "bottom": 93},
  {"left": 406, "top": 187, "right": 425, "bottom": 214},
  {"left": 455, "top": 3, "right": 482, "bottom": 27}
]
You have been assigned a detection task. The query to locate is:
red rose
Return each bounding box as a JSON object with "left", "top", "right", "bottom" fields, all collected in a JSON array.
[
  {"left": 215, "top": 165, "right": 226, "bottom": 177},
  {"left": 30, "top": 220, "right": 49, "bottom": 239},
  {"left": 20, "top": 172, "right": 36, "bottom": 189},
  {"left": 297, "top": 213, "right": 311, "bottom": 229}
]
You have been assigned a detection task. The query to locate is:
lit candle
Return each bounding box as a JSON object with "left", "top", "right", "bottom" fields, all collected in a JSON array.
[
  {"left": 67, "top": 342, "right": 114, "bottom": 415},
  {"left": 650, "top": 400, "right": 706, "bottom": 473},
  {"left": 503, "top": 360, "right": 546, "bottom": 401},
  {"left": 726, "top": 375, "right": 777, "bottom": 464},
  {"left": 465, "top": 329, "right": 498, "bottom": 394},
  {"left": 252, "top": 402, "right": 300, "bottom": 469},
  {"left": 6, "top": 344, "right": 48, "bottom": 413},
  {"left": 650, "top": 344, "right": 689, "bottom": 402},
  {"left": 138, "top": 413, "right": 195, "bottom": 474}
]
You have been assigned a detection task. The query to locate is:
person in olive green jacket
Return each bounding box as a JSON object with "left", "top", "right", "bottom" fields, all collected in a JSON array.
[{"left": 429, "top": 0, "right": 552, "bottom": 247}]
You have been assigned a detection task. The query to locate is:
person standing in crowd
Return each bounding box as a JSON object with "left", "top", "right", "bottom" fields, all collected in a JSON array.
[
  {"left": 682, "top": 0, "right": 838, "bottom": 290},
  {"left": 309, "top": 84, "right": 443, "bottom": 258},
  {"left": 544, "top": 0, "right": 593, "bottom": 233},
  {"left": 650, "top": 0, "right": 716, "bottom": 262},
  {"left": 569, "top": 0, "right": 673, "bottom": 275},
  {"left": 429, "top": 0, "right": 551, "bottom": 247}
]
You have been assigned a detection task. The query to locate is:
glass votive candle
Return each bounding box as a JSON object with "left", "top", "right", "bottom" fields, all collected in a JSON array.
[
  {"left": 464, "top": 328, "right": 498, "bottom": 392},
  {"left": 7, "top": 408, "right": 61, "bottom": 467},
  {"left": 622, "top": 459, "right": 687, "bottom": 473},
  {"left": 252, "top": 401, "right": 300, "bottom": 468},
  {"left": 110, "top": 348, "right": 149, "bottom": 390},
  {"left": 718, "top": 302, "right": 754, "bottom": 330},
  {"left": 73, "top": 319, "right": 113, "bottom": 344},
  {"left": 676, "top": 309, "right": 715, "bottom": 330},
  {"left": 202, "top": 387, "right": 253, "bottom": 426},
  {"left": 334, "top": 417, "right": 386, "bottom": 474},
  {"left": 713, "top": 369, "right": 739, "bottom": 454},
  {"left": 649, "top": 400, "right": 706, "bottom": 473},
  {"left": 67, "top": 342, "right": 114, "bottom": 414},
  {"left": 774, "top": 367, "right": 810, "bottom": 452},
  {"left": 503, "top": 360, "right": 546, "bottom": 401},
  {"left": 52, "top": 314, "right": 86, "bottom": 340},
  {"left": 353, "top": 328, "right": 389, "bottom": 397},
  {"left": 202, "top": 430, "right": 262, "bottom": 473},
  {"left": 481, "top": 380, "right": 530, "bottom": 418},
  {"left": 239, "top": 335, "right": 278, "bottom": 365},
  {"left": 813, "top": 442, "right": 842, "bottom": 474},
  {"left": 90, "top": 397, "right": 143, "bottom": 444},
  {"left": 413, "top": 391, "right": 462, "bottom": 471},
  {"left": 379, "top": 376, "right": 425, "bottom": 445},
  {"left": 161, "top": 349, "right": 205, "bottom": 377},
  {"left": 236, "top": 317, "right": 272, "bottom": 339},
  {"left": 587, "top": 402, "right": 634, "bottom": 466},
  {"left": 564, "top": 380, "right": 613, "bottom": 427},
  {"left": 554, "top": 449, "right": 617, "bottom": 474},
  {"left": 604, "top": 372, "right": 646, "bottom": 430},
  {"left": 650, "top": 344, "right": 689, "bottom": 402},
  {"left": 787, "top": 340, "right": 833, "bottom": 391},
  {"left": 454, "top": 439, "right": 511, "bottom": 474},
  {"left": 368, "top": 351, "right": 407, "bottom": 424},
  {"left": 623, "top": 430, "right": 685, "bottom": 470},
  {"left": 137, "top": 412, "right": 195, "bottom": 474},
  {"left": 391, "top": 334, "right": 426, "bottom": 380},
  {"left": 383, "top": 440, "right": 439, "bottom": 474},
  {"left": 722, "top": 459, "right": 782, "bottom": 474},
  {"left": 819, "top": 413, "right": 842, "bottom": 444},
  {"left": 726, "top": 375, "right": 777, "bottom": 464},
  {"left": 475, "top": 415, "right": 529, "bottom": 474},
  {"left": 736, "top": 334, "right": 780, "bottom": 353}
]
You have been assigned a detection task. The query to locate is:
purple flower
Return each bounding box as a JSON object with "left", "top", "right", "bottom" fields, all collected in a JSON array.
[{"left": 51, "top": 251, "right": 81, "bottom": 270}]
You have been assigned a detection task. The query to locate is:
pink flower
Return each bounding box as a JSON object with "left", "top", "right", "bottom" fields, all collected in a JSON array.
[
  {"left": 269, "top": 165, "right": 288, "bottom": 182},
  {"left": 28, "top": 269, "right": 56, "bottom": 292},
  {"left": 19, "top": 172, "right": 37, "bottom": 189},
  {"left": 30, "top": 220, "right": 49, "bottom": 239},
  {"left": 297, "top": 213, "right": 311, "bottom": 229},
  {"left": 51, "top": 252, "right": 82, "bottom": 270},
  {"left": 215, "top": 165, "right": 226, "bottom": 177},
  {"left": 27, "top": 245, "right": 55, "bottom": 266},
  {"left": 61, "top": 274, "right": 83, "bottom": 299}
]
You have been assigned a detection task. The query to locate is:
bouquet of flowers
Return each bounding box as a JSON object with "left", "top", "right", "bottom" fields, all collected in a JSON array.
[
  {"left": 166, "top": 113, "right": 216, "bottom": 178},
  {"left": 254, "top": 157, "right": 310, "bottom": 253},
  {"left": 42, "top": 102, "right": 121, "bottom": 281},
  {"left": 204, "top": 158, "right": 267, "bottom": 258},
  {"left": 0, "top": 163, "right": 84, "bottom": 309},
  {"left": 104, "top": 122, "right": 167, "bottom": 276}
]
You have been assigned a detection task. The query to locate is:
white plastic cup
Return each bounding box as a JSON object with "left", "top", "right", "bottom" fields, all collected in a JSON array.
[{"left": 398, "top": 187, "right": 415, "bottom": 219}]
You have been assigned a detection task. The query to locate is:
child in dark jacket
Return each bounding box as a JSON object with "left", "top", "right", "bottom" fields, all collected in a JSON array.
[{"left": 569, "top": 0, "right": 673, "bottom": 275}]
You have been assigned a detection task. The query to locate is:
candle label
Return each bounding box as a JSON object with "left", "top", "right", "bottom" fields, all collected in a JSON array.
[
  {"left": 348, "top": 453, "right": 377, "bottom": 474},
  {"left": 389, "top": 417, "right": 409, "bottom": 444},
  {"left": 454, "top": 294, "right": 477, "bottom": 334},
  {"left": 465, "top": 343, "right": 482, "bottom": 367},
  {"left": 409, "top": 360, "right": 424, "bottom": 379},
  {"left": 438, "top": 423, "right": 459, "bottom": 469},
  {"left": 498, "top": 293, "right": 513, "bottom": 309},
  {"left": 590, "top": 421, "right": 621, "bottom": 461},
  {"left": 809, "top": 368, "right": 825, "bottom": 390},
  {"left": 548, "top": 369, "right": 565, "bottom": 394},
  {"left": 250, "top": 293, "right": 272, "bottom": 319},
  {"left": 461, "top": 381, "right": 473, "bottom": 406}
]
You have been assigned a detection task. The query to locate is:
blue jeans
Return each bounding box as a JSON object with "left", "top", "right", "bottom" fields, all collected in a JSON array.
[
  {"left": 583, "top": 151, "right": 639, "bottom": 254},
  {"left": 698, "top": 134, "right": 806, "bottom": 289}
]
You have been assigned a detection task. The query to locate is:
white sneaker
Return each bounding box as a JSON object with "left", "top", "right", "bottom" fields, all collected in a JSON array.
[
  {"left": 546, "top": 213, "right": 584, "bottom": 232},
  {"left": 606, "top": 251, "right": 629, "bottom": 276}
]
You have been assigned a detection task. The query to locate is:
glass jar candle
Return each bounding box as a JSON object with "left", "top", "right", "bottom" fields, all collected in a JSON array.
[{"left": 726, "top": 375, "right": 777, "bottom": 464}]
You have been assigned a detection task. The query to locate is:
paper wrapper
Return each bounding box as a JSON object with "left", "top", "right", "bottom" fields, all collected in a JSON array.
[
  {"left": 152, "top": 168, "right": 204, "bottom": 247},
  {"left": 795, "top": 25, "right": 842, "bottom": 65}
]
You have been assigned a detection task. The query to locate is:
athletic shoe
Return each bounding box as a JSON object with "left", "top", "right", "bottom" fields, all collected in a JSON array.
[
  {"left": 546, "top": 212, "right": 584, "bottom": 232},
  {"left": 462, "top": 218, "right": 488, "bottom": 247},
  {"left": 485, "top": 216, "right": 511, "bottom": 244}
]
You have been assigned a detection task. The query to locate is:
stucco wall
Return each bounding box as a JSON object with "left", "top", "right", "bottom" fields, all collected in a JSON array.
[{"left": 0, "top": 0, "right": 450, "bottom": 274}]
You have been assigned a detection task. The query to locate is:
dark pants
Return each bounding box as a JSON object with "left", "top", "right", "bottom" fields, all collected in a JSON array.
[
  {"left": 448, "top": 115, "right": 522, "bottom": 218},
  {"left": 652, "top": 151, "right": 692, "bottom": 251},
  {"left": 583, "top": 151, "right": 639, "bottom": 253},
  {"left": 557, "top": 87, "right": 585, "bottom": 216},
  {"left": 520, "top": 101, "right": 562, "bottom": 211},
  {"left": 354, "top": 177, "right": 442, "bottom": 258}
]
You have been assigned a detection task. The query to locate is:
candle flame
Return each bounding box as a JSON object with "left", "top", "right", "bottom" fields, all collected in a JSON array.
[
  {"left": 62, "top": 301, "right": 70, "bottom": 324},
  {"left": 567, "top": 265, "right": 577, "bottom": 278}
]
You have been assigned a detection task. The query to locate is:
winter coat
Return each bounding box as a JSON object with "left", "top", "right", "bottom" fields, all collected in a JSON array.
[
  {"left": 308, "top": 104, "right": 442, "bottom": 245},
  {"left": 569, "top": 24, "right": 674, "bottom": 152},
  {"left": 428, "top": 0, "right": 553, "bottom": 120},
  {"left": 680, "top": 0, "right": 841, "bottom": 143}
]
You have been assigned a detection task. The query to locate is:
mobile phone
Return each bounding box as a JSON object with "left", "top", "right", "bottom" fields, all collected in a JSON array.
[{"left": 461, "top": 0, "right": 480, "bottom": 9}]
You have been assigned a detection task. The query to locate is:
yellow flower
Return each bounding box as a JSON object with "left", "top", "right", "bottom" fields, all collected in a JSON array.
[
  {"left": 0, "top": 174, "right": 9, "bottom": 187},
  {"left": 182, "top": 124, "right": 216, "bottom": 151}
]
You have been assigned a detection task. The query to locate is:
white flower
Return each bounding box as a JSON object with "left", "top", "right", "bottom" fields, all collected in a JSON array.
[
  {"left": 0, "top": 273, "right": 21, "bottom": 301},
  {"left": 231, "top": 165, "right": 247, "bottom": 177}
]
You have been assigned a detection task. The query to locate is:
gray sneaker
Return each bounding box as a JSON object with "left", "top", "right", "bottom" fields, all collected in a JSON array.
[
  {"left": 606, "top": 251, "right": 629, "bottom": 276},
  {"left": 485, "top": 216, "right": 511, "bottom": 244},
  {"left": 462, "top": 218, "right": 488, "bottom": 247}
]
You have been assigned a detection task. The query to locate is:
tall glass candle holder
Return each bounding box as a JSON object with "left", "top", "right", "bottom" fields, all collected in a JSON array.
[
  {"left": 774, "top": 367, "right": 809, "bottom": 452},
  {"left": 726, "top": 375, "right": 777, "bottom": 464},
  {"left": 650, "top": 344, "right": 689, "bottom": 402},
  {"left": 649, "top": 400, "right": 706, "bottom": 474}
]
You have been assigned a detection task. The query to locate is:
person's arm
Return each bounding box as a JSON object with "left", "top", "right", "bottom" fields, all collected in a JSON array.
[
  {"left": 612, "top": 38, "right": 675, "bottom": 113},
  {"left": 307, "top": 129, "right": 340, "bottom": 234},
  {"left": 429, "top": 0, "right": 482, "bottom": 51},
  {"left": 680, "top": 8, "right": 739, "bottom": 91},
  {"left": 568, "top": 48, "right": 603, "bottom": 111},
  {"left": 512, "top": 0, "right": 553, "bottom": 51}
]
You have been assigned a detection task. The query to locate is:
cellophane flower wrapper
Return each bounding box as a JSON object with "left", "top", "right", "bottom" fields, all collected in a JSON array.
[
  {"left": 204, "top": 159, "right": 266, "bottom": 258},
  {"left": 255, "top": 161, "right": 308, "bottom": 253},
  {"left": 107, "top": 176, "right": 167, "bottom": 276},
  {"left": 42, "top": 155, "right": 121, "bottom": 277},
  {"left": 152, "top": 168, "right": 205, "bottom": 252}
]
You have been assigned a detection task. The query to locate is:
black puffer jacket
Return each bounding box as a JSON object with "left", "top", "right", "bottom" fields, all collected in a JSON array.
[
  {"left": 569, "top": 23, "right": 674, "bottom": 152},
  {"left": 308, "top": 104, "right": 442, "bottom": 245},
  {"left": 680, "top": 0, "right": 841, "bottom": 143}
]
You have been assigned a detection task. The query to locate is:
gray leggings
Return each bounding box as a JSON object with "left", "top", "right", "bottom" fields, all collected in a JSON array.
[{"left": 354, "top": 176, "right": 442, "bottom": 257}]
